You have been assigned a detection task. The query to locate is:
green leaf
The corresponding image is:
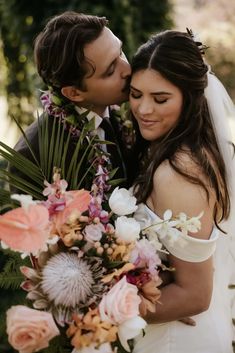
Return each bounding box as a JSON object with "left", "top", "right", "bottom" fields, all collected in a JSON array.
[
  {"left": 108, "top": 178, "right": 126, "bottom": 186},
  {"left": 0, "top": 142, "right": 44, "bottom": 182},
  {"left": 11, "top": 115, "right": 42, "bottom": 170}
]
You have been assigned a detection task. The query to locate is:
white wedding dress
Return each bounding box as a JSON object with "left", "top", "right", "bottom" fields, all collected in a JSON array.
[{"left": 133, "top": 204, "right": 234, "bottom": 353}]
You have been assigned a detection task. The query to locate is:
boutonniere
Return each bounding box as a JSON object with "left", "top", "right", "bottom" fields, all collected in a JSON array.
[{"left": 110, "top": 102, "right": 135, "bottom": 150}]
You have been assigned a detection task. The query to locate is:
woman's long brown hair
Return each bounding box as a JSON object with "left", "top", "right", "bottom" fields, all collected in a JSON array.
[{"left": 130, "top": 30, "right": 230, "bottom": 229}]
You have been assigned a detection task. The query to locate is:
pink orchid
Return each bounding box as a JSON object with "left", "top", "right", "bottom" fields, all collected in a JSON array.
[
  {"left": 0, "top": 205, "right": 50, "bottom": 253},
  {"left": 130, "top": 238, "right": 161, "bottom": 281}
]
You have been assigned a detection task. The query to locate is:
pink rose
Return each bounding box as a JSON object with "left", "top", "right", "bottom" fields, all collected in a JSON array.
[
  {"left": 0, "top": 204, "right": 50, "bottom": 253},
  {"left": 7, "top": 305, "right": 59, "bottom": 353},
  {"left": 99, "top": 276, "right": 141, "bottom": 325},
  {"left": 84, "top": 223, "right": 105, "bottom": 242}
]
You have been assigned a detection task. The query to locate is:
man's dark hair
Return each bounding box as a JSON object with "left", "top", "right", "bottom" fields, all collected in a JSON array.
[{"left": 34, "top": 11, "right": 108, "bottom": 90}]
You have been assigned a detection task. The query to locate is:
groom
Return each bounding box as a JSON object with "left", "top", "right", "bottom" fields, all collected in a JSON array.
[{"left": 13, "top": 11, "right": 131, "bottom": 190}]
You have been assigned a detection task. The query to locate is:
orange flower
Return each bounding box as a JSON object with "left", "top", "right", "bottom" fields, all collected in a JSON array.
[
  {"left": 0, "top": 205, "right": 50, "bottom": 253},
  {"left": 67, "top": 309, "right": 118, "bottom": 350},
  {"left": 53, "top": 190, "right": 91, "bottom": 233},
  {"left": 139, "top": 279, "right": 162, "bottom": 317}
]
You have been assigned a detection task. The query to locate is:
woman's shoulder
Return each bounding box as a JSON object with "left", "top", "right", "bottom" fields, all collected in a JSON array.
[
  {"left": 150, "top": 153, "right": 216, "bottom": 239},
  {"left": 153, "top": 151, "right": 204, "bottom": 185}
]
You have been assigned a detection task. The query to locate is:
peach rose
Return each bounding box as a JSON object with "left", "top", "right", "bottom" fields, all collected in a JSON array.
[
  {"left": 7, "top": 305, "right": 59, "bottom": 353},
  {"left": 0, "top": 204, "right": 50, "bottom": 253},
  {"left": 99, "top": 276, "right": 141, "bottom": 325}
]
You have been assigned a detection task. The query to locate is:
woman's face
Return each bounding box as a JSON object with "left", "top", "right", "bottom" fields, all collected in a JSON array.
[{"left": 130, "top": 69, "right": 183, "bottom": 141}]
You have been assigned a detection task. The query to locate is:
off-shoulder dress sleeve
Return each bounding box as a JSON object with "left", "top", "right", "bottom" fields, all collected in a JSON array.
[{"left": 134, "top": 204, "right": 219, "bottom": 263}]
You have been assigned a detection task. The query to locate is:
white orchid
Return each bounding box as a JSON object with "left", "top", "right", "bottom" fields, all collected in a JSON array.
[
  {"left": 108, "top": 187, "right": 138, "bottom": 216},
  {"left": 115, "top": 216, "right": 140, "bottom": 243},
  {"left": 176, "top": 211, "right": 203, "bottom": 236}
]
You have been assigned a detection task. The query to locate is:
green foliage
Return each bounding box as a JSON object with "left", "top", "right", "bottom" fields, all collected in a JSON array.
[
  {"left": 0, "top": 249, "right": 30, "bottom": 353},
  {"left": 0, "top": 250, "right": 30, "bottom": 290},
  {"left": 0, "top": 0, "right": 173, "bottom": 125}
]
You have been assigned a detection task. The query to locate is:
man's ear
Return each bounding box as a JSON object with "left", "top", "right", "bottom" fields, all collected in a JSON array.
[{"left": 61, "top": 86, "right": 85, "bottom": 103}]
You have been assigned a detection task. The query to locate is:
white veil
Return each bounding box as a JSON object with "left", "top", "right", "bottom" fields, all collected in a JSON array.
[
  {"left": 204, "top": 71, "right": 235, "bottom": 235},
  {"left": 204, "top": 70, "right": 235, "bottom": 318}
]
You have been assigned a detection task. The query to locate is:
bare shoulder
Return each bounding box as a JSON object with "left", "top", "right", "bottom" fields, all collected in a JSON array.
[{"left": 149, "top": 154, "right": 216, "bottom": 239}]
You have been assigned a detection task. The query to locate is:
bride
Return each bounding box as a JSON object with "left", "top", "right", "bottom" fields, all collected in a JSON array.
[{"left": 129, "top": 30, "right": 235, "bottom": 353}]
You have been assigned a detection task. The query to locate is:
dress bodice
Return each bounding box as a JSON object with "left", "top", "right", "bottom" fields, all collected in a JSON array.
[{"left": 134, "top": 203, "right": 219, "bottom": 262}]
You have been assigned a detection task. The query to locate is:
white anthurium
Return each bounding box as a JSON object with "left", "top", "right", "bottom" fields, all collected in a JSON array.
[
  {"left": 133, "top": 203, "right": 152, "bottom": 230},
  {"left": 115, "top": 216, "right": 140, "bottom": 243},
  {"left": 118, "top": 316, "right": 147, "bottom": 352},
  {"left": 108, "top": 187, "right": 138, "bottom": 216}
]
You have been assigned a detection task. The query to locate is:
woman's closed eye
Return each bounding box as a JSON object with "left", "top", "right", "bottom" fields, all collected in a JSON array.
[
  {"left": 154, "top": 98, "right": 168, "bottom": 104},
  {"left": 130, "top": 91, "right": 142, "bottom": 99},
  {"left": 130, "top": 91, "right": 168, "bottom": 104}
]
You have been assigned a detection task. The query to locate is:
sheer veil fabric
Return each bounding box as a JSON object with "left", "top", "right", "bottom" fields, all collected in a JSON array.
[{"left": 205, "top": 71, "right": 235, "bottom": 320}]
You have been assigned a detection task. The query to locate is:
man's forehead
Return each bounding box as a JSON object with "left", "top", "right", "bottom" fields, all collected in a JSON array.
[{"left": 84, "top": 28, "right": 121, "bottom": 75}]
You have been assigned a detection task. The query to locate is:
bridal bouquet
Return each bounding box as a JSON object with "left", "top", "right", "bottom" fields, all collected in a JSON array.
[
  {"left": 0, "top": 167, "right": 164, "bottom": 353},
  {"left": 0, "top": 164, "right": 203, "bottom": 353}
]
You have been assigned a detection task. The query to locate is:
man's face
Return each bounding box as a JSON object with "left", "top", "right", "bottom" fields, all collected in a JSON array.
[{"left": 80, "top": 27, "right": 131, "bottom": 115}]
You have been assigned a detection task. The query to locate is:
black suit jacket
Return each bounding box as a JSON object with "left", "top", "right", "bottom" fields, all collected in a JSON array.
[{"left": 11, "top": 107, "right": 130, "bottom": 192}]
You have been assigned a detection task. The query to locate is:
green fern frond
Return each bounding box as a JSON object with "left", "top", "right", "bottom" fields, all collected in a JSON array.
[
  {"left": 0, "top": 251, "right": 30, "bottom": 290},
  {"left": 0, "top": 273, "right": 24, "bottom": 290},
  {"left": 40, "top": 330, "right": 72, "bottom": 353}
]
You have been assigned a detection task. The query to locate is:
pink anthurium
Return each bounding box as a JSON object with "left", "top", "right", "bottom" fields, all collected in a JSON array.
[{"left": 0, "top": 204, "right": 50, "bottom": 253}]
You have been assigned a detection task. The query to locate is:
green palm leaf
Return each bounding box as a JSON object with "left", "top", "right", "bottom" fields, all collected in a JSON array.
[{"left": 0, "top": 111, "right": 101, "bottom": 204}]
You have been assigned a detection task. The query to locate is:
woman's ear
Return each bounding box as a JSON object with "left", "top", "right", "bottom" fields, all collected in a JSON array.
[{"left": 61, "top": 86, "right": 85, "bottom": 103}]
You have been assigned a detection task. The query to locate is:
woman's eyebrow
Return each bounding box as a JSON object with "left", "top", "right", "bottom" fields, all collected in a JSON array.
[{"left": 130, "top": 85, "right": 172, "bottom": 95}]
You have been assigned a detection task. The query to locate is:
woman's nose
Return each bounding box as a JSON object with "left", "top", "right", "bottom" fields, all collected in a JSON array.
[{"left": 138, "top": 99, "right": 154, "bottom": 115}]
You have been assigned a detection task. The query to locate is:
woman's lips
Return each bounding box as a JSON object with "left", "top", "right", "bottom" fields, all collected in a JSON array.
[{"left": 139, "top": 118, "right": 157, "bottom": 127}]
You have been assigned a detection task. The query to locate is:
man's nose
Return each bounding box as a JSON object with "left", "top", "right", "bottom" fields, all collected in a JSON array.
[{"left": 120, "top": 57, "right": 131, "bottom": 78}]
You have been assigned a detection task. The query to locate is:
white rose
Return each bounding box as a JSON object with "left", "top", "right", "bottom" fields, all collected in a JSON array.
[
  {"left": 108, "top": 187, "right": 138, "bottom": 216},
  {"left": 118, "top": 316, "right": 147, "bottom": 352},
  {"left": 115, "top": 216, "right": 140, "bottom": 243}
]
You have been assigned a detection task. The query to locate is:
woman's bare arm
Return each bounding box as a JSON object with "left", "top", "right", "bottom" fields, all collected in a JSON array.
[{"left": 145, "top": 159, "right": 216, "bottom": 323}]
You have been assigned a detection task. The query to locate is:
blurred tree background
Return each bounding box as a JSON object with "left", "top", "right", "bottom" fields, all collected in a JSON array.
[
  {"left": 172, "top": 0, "right": 235, "bottom": 101},
  {"left": 0, "top": 0, "right": 173, "bottom": 127}
]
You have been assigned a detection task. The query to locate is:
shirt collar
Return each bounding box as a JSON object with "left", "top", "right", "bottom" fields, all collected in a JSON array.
[{"left": 75, "top": 106, "right": 109, "bottom": 130}]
